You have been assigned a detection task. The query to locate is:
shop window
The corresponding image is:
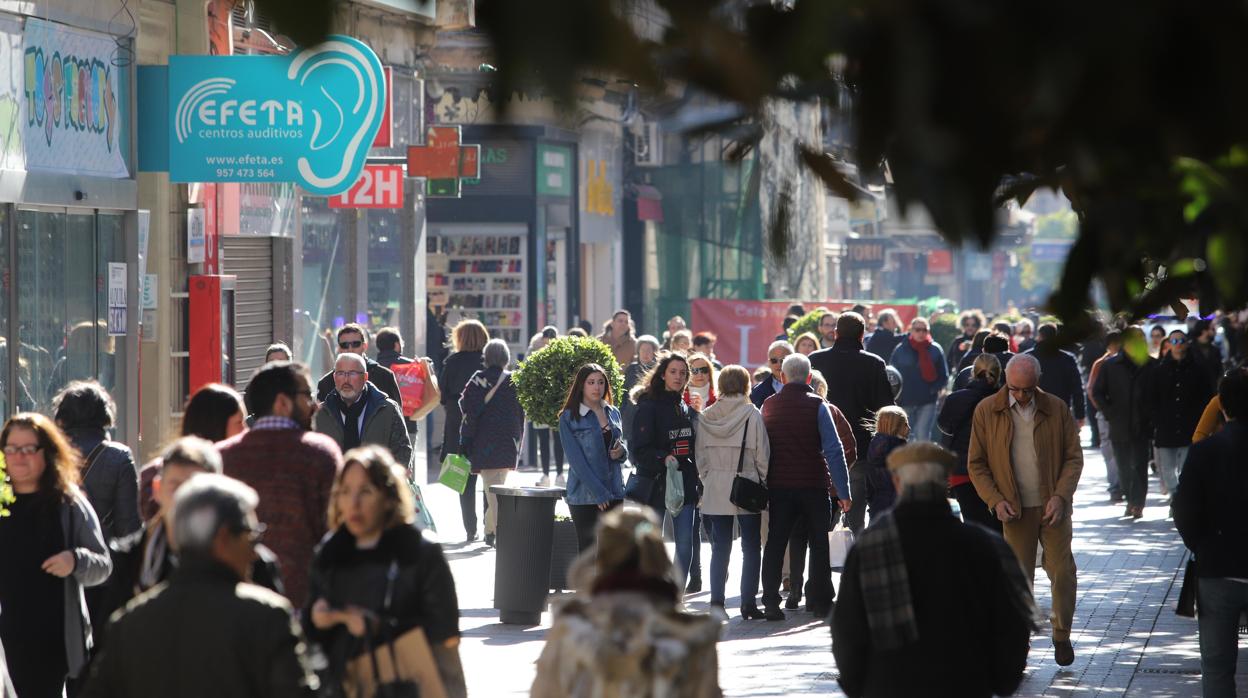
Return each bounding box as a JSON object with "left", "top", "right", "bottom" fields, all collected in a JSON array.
[
  {"left": 298, "top": 198, "right": 352, "bottom": 373},
  {"left": 15, "top": 209, "right": 128, "bottom": 437}
]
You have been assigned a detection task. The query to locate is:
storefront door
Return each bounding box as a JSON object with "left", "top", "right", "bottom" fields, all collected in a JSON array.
[{"left": 11, "top": 207, "right": 128, "bottom": 437}]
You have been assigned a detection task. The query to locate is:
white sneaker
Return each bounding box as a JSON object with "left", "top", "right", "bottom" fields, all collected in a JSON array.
[
  {"left": 538, "top": 475, "right": 551, "bottom": 487},
  {"left": 556, "top": 474, "right": 567, "bottom": 487}
]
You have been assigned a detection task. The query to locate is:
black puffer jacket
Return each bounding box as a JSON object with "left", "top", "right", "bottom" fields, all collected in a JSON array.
[
  {"left": 630, "top": 390, "right": 698, "bottom": 509},
  {"left": 1147, "top": 354, "right": 1213, "bottom": 447},
  {"left": 66, "top": 428, "right": 141, "bottom": 543},
  {"left": 305, "top": 524, "right": 462, "bottom": 694},
  {"left": 937, "top": 378, "right": 999, "bottom": 475}
]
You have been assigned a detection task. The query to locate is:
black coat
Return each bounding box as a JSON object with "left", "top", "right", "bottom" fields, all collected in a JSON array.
[
  {"left": 438, "top": 351, "right": 484, "bottom": 460},
  {"left": 831, "top": 499, "right": 1031, "bottom": 698},
  {"left": 953, "top": 352, "right": 1012, "bottom": 391},
  {"left": 1147, "top": 354, "right": 1214, "bottom": 447},
  {"left": 83, "top": 560, "right": 319, "bottom": 698},
  {"left": 809, "top": 340, "right": 896, "bottom": 460},
  {"left": 1174, "top": 421, "right": 1248, "bottom": 579},
  {"left": 316, "top": 358, "right": 402, "bottom": 407},
  {"left": 1093, "top": 352, "right": 1157, "bottom": 439},
  {"left": 946, "top": 332, "right": 976, "bottom": 372},
  {"left": 66, "top": 428, "right": 142, "bottom": 543},
  {"left": 630, "top": 390, "right": 698, "bottom": 509},
  {"left": 1024, "top": 343, "right": 1086, "bottom": 420},
  {"left": 937, "top": 378, "right": 998, "bottom": 476},
  {"left": 622, "top": 360, "right": 655, "bottom": 440},
  {"left": 1190, "top": 340, "right": 1224, "bottom": 388},
  {"left": 305, "top": 524, "right": 460, "bottom": 683},
  {"left": 865, "top": 329, "right": 903, "bottom": 363}
]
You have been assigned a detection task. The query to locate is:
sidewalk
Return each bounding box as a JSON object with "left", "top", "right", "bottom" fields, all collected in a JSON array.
[{"left": 413, "top": 442, "right": 1247, "bottom": 696}]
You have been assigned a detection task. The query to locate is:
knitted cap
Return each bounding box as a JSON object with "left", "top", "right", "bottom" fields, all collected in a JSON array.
[{"left": 886, "top": 442, "right": 958, "bottom": 473}]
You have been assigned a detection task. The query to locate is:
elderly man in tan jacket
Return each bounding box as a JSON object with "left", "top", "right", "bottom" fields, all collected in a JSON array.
[{"left": 967, "top": 353, "right": 1083, "bottom": 667}]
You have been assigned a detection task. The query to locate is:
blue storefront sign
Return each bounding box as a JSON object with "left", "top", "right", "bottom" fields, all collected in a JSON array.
[{"left": 139, "top": 35, "right": 384, "bottom": 195}]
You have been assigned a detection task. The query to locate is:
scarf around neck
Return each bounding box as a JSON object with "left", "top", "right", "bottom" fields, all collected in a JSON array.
[{"left": 909, "top": 335, "right": 937, "bottom": 383}]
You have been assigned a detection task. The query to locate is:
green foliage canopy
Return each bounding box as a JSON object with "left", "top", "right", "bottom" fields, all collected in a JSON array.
[
  {"left": 786, "top": 308, "right": 830, "bottom": 343},
  {"left": 929, "top": 313, "right": 960, "bottom": 353},
  {"left": 512, "top": 336, "right": 626, "bottom": 428}
]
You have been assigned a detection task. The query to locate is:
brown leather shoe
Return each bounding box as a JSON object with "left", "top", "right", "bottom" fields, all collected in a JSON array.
[{"left": 1054, "top": 639, "right": 1075, "bottom": 666}]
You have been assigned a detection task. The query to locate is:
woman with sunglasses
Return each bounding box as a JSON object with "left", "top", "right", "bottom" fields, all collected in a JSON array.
[
  {"left": 1148, "top": 330, "right": 1214, "bottom": 505},
  {"left": 630, "top": 353, "right": 700, "bottom": 586},
  {"left": 558, "top": 364, "right": 628, "bottom": 552},
  {"left": 684, "top": 352, "right": 717, "bottom": 413},
  {"left": 0, "top": 413, "right": 111, "bottom": 698}
]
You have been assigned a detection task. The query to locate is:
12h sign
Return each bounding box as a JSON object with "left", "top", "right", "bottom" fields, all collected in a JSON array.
[{"left": 329, "top": 165, "right": 404, "bottom": 208}]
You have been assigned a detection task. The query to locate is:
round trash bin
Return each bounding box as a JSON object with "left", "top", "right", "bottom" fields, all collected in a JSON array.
[{"left": 490, "top": 485, "right": 564, "bottom": 624}]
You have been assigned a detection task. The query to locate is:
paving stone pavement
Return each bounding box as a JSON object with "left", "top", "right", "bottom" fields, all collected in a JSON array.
[{"left": 413, "top": 435, "right": 1247, "bottom": 696}]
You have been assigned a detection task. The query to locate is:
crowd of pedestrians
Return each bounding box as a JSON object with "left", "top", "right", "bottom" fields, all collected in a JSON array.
[{"left": 1, "top": 300, "right": 1245, "bottom": 698}]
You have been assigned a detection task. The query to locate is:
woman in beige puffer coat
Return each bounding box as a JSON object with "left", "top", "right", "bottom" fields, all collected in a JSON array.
[{"left": 693, "top": 365, "right": 770, "bottom": 619}]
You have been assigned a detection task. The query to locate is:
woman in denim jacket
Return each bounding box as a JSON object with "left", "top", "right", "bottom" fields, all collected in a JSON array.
[{"left": 558, "top": 364, "right": 628, "bottom": 552}]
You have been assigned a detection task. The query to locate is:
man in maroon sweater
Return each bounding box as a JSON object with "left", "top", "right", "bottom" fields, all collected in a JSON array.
[
  {"left": 760, "top": 353, "right": 852, "bottom": 621},
  {"left": 220, "top": 362, "right": 342, "bottom": 608}
]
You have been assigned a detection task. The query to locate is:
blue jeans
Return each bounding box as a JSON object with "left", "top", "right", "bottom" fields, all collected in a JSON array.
[
  {"left": 654, "top": 502, "right": 698, "bottom": 583},
  {"left": 901, "top": 402, "right": 938, "bottom": 442},
  {"left": 1154, "top": 446, "right": 1188, "bottom": 499},
  {"left": 705, "top": 514, "right": 762, "bottom": 607},
  {"left": 1197, "top": 577, "right": 1248, "bottom": 698}
]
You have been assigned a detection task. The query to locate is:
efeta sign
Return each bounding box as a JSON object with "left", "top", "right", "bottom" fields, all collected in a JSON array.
[{"left": 143, "top": 35, "right": 385, "bottom": 195}]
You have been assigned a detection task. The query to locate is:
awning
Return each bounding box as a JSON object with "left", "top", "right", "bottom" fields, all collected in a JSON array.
[{"left": 633, "top": 184, "right": 663, "bottom": 222}]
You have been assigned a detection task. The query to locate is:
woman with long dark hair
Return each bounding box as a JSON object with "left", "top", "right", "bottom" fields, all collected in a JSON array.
[
  {"left": 439, "top": 320, "right": 488, "bottom": 467},
  {"left": 138, "top": 383, "right": 247, "bottom": 520},
  {"left": 0, "top": 413, "right": 111, "bottom": 698},
  {"left": 629, "top": 353, "right": 699, "bottom": 585},
  {"left": 558, "top": 363, "right": 628, "bottom": 552}
]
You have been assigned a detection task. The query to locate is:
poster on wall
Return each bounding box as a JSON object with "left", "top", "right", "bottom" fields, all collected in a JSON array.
[
  {"left": 187, "top": 208, "right": 206, "bottom": 264},
  {"left": 0, "top": 17, "right": 22, "bottom": 172},
  {"left": 107, "top": 262, "right": 127, "bottom": 336},
  {"left": 22, "top": 18, "right": 127, "bottom": 178}
]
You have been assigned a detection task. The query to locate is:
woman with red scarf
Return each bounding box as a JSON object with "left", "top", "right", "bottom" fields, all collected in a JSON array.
[
  {"left": 886, "top": 318, "right": 949, "bottom": 441},
  {"left": 683, "top": 353, "right": 718, "bottom": 413}
]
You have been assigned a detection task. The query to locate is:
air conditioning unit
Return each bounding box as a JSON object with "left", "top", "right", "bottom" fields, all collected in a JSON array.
[{"left": 633, "top": 123, "right": 662, "bottom": 166}]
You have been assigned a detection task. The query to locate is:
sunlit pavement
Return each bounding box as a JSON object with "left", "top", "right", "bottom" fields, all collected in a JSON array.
[{"left": 413, "top": 432, "right": 1248, "bottom": 697}]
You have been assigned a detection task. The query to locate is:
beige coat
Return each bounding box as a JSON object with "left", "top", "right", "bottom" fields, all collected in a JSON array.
[
  {"left": 599, "top": 330, "right": 638, "bottom": 369},
  {"left": 966, "top": 387, "right": 1084, "bottom": 512},
  {"left": 694, "top": 395, "right": 770, "bottom": 515}
]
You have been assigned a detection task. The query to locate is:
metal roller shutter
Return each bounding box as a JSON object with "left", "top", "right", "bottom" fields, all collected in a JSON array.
[{"left": 221, "top": 237, "right": 274, "bottom": 391}]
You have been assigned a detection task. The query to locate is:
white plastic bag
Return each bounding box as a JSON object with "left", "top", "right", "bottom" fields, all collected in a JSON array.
[
  {"left": 664, "top": 455, "right": 685, "bottom": 514},
  {"left": 828, "top": 513, "right": 855, "bottom": 570}
]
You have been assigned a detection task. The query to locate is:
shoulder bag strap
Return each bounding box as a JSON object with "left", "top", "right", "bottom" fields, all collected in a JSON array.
[
  {"left": 80, "top": 441, "right": 108, "bottom": 481},
  {"left": 485, "top": 372, "right": 509, "bottom": 405},
  {"left": 735, "top": 421, "right": 749, "bottom": 474},
  {"left": 368, "top": 559, "right": 405, "bottom": 686}
]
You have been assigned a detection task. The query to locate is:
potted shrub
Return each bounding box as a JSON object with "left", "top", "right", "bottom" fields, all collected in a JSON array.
[
  {"left": 786, "top": 307, "right": 831, "bottom": 343},
  {"left": 513, "top": 336, "right": 626, "bottom": 429}
]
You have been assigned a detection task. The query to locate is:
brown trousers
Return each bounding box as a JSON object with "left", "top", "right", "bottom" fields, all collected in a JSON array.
[{"left": 1002, "top": 506, "right": 1077, "bottom": 641}]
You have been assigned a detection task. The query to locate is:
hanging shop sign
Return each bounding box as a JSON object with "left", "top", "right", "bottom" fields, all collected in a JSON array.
[
  {"left": 329, "top": 165, "right": 404, "bottom": 208},
  {"left": 844, "top": 238, "right": 887, "bottom": 270},
  {"left": 372, "top": 67, "right": 393, "bottom": 149},
  {"left": 926, "top": 249, "right": 954, "bottom": 275},
  {"left": 21, "top": 18, "right": 127, "bottom": 178},
  {"left": 537, "top": 143, "right": 572, "bottom": 197},
  {"left": 409, "top": 125, "right": 480, "bottom": 198},
  {"left": 138, "top": 35, "right": 385, "bottom": 195}
]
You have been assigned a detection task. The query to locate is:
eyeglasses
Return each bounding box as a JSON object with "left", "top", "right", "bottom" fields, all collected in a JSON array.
[
  {"left": 338, "top": 340, "right": 364, "bottom": 349},
  {"left": 690, "top": 366, "right": 710, "bottom": 375},
  {"left": 334, "top": 370, "right": 366, "bottom": 379},
  {"left": 1168, "top": 337, "right": 1188, "bottom": 345},
  {"left": 2, "top": 444, "right": 42, "bottom": 456},
  {"left": 233, "top": 522, "right": 267, "bottom": 545},
  {"left": 1007, "top": 385, "right": 1036, "bottom": 397}
]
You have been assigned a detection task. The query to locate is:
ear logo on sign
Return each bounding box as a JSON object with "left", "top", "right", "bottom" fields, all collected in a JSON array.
[{"left": 164, "top": 36, "right": 385, "bottom": 195}]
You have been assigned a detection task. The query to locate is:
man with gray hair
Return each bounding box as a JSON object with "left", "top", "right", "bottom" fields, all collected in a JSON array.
[
  {"left": 759, "top": 353, "right": 851, "bottom": 620},
  {"left": 968, "top": 352, "right": 1083, "bottom": 666},
  {"left": 84, "top": 474, "right": 320, "bottom": 698},
  {"left": 750, "top": 339, "right": 793, "bottom": 408},
  {"left": 832, "top": 443, "right": 1035, "bottom": 697},
  {"left": 314, "top": 352, "right": 412, "bottom": 472}
]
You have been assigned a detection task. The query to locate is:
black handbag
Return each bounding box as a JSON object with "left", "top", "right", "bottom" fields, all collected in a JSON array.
[
  {"left": 624, "top": 471, "right": 658, "bottom": 506},
  {"left": 367, "top": 561, "right": 421, "bottom": 698},
  {"left": 729, "top": 422, "right": 768, "bottom": 513}
]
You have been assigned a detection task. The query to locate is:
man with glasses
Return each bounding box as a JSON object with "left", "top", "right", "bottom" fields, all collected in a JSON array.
[
  {"left": 84, "top": 474, "right": 320, "bottom": 698},
  {"left": 220, "top": 361, "right": 343, "bottom": 607},
  {"left": 313, "top": 323, "right": 403, "bottom": 407},
  {"left": 313, "top": 353, "right": 411, "bottom": 472},
  {"left": 967, "top": 353, "right": 1084, "bottom": 666},
  {"left": 750, "top": 340, "right": 793, "bottom": 408},
  {"left": 1146, "top": 330, "right": 1213, "bottom": 509},
  {"left": 1092, "top": 326, "right": 1159, "bottom": 519}
]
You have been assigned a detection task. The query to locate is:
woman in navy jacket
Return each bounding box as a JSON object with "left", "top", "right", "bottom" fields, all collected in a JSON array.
[{"left": 558, "top": 363, "right": 628, "bottom": 552}]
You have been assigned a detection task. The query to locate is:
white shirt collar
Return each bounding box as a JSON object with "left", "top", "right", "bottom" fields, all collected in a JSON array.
[
  {"left": 579, "top": 402, "right": 594, "bottom": 416},
  {"left": 1009, "top": 393, "right": 1037, "bottom": 414}
]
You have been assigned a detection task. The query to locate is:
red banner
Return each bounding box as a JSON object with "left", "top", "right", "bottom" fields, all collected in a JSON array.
[{"left": 690, "top": 299, "right": 920, "bottom": 368}]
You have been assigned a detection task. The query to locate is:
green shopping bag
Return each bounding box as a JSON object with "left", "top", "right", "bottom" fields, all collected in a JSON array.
[{"left": 438, "top": 453, "right": 471, "bottom": 494}]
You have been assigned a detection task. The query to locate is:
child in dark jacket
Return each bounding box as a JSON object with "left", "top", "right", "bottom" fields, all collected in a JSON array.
[{"left": 864, "top": 406, "right": 910, "bottom": 518}]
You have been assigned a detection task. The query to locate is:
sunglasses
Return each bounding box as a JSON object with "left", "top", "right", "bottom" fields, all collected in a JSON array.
[
  {"left": 1168, "top": 337, "right": 1188, "bottom": 345},
  {"left": 690, "top": 366, "right": 710, "bottom": 375},
  {"left": 769, "top": 357, "right": 784, "bottom": 364},
  {"left": 339, "top": 340, "right": 364, "bottom": 349}
]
